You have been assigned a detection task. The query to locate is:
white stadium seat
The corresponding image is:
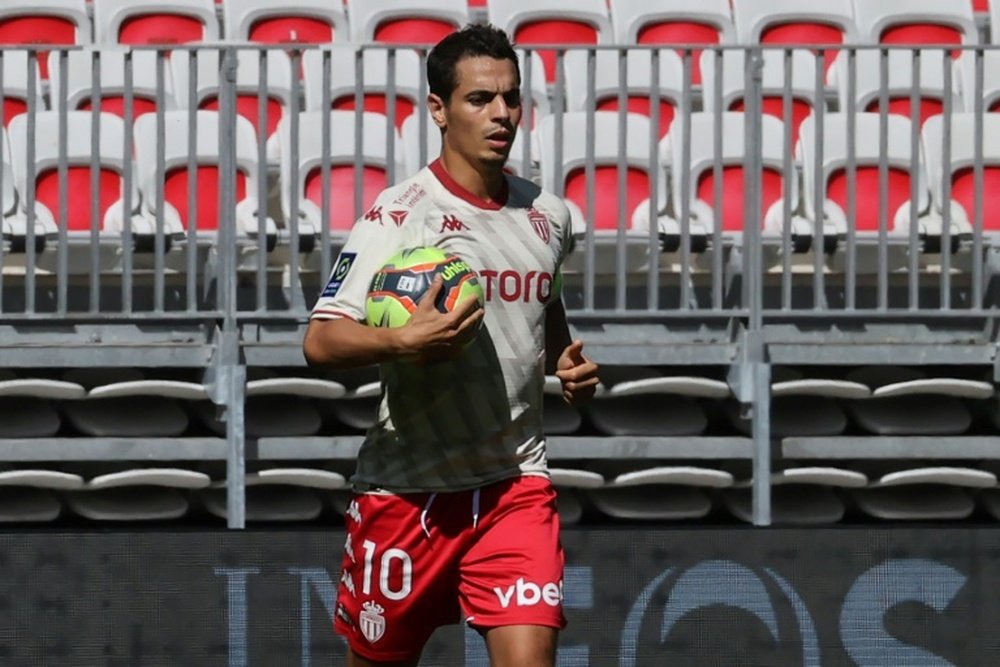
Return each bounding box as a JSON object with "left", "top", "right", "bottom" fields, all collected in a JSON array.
[
  {"left": 851, "top": 0, "right": 978, "bottom": 51},
  {"left": 223, "top": 0, "right": 349, "bottom": 43},
  {"left": 93, "top": 0, "right": 219, "bottom": 45},
  {"left": 346, "top": 0, "right": 469, "bottom": 45}
]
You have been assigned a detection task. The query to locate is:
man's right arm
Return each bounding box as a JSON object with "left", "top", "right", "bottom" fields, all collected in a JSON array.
[{"left": 303, "top": 278, "right": 484, "bottom": 370}]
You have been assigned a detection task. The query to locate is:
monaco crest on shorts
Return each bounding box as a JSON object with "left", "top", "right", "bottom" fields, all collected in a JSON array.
[{"left": 360, "top": 600, "right": 386, "bottom": 643}]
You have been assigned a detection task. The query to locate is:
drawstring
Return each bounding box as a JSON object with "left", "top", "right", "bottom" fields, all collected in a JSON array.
[
  {"left": 419, "top": 489, "right": 482, "bottom": 538},
  {"left": 420, "top": 493, "right": 437, "bottom": 539}
]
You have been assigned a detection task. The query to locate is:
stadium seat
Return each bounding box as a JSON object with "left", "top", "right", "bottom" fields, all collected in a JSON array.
[
  {"left": 537, "top": 111, "right": 673, "bottom": 272},
  {"left": 0, "top": 51, "right": 45, "bottom": 128},
  {"left": 346, "top": 0, "right": 469, "bottom": 45},
  {"left": 324, "top": 379, "right": 381, "bottom": 432},
  {"left": 399, "top": 111, "right": 530, "bottom": 180},
  {"left": 588, "top": 467, "right": 733, "bottom": 521},
  {"left": 797, "top": 113, "right": 948, "bottom": 247},
  {"left": 608, "top": 0, "right": 734, "bottom": 85},
  {"left": 700, "top": 49, "right": 821, "bottom": 146},
  {"left": 563, "top": 49, "right": 685, "bottom": 141},
  {"left": 302, "top": 46, "right": 422, "bottom": 132},
  {"left": 724, "top": 467, "right": 868, "bottom": 524},
  {"left": 670, "top": 112, "right": 815, "bottom": 247},
  {"left": 0, "top": 1, "right": 91, "bottom": 79},
  {"left": 851, "top": 467, "right": 994, "bottom": 520},
  {"left": 222, "top": 0, "right": 348, "bottom": 43},
  {"left": 92, "top": 0, "right": 220, "bottom": 45},
  {"left": 60, "top": 371, "right": 199, "bottom": 437},
  {"left": 7, "top": 111, "right": 160, "bottom": 253},
  {"left": 842, "top": 366, "right": 988, "bottom": 435},
  {"left": 730, "top": 0, "right": 859, "bottom": 75},
  {"left": 588, "top": 367, "right": 729, "bottom": 436},
  {"left": 133, "top": 110, "right": 276, "bottom": 248},
  {"left": 852, "top": 0, "right": 979, "bottom": 57},
  {"left": 202, "top": 468, "right": 346, "bottom": 521},
  {"left": 957, "top": 50, "right": 1000, "bottom": 112},
  {"left": 836, "top": 48, "right": 959, "bottom": 130},
  {"left": 1, "top": 128, "right": 53, "bottom": 254},
  {"left": 487, "top": 0, "right": 613, "bottom": 83},
  {"left": 0, "top": 373, "right": 85, "bottom": 437},
  {"left": 171, "top": 49, "right": 294, "bottom": 163},
  {"left": 48, "top": 47, "right": 177, "bottom": 122},
  {"left": 922, "top": 113, "right": 1000, "bottom": 235},
  {"left": 278, "top": 110, "right": 406, "bottom": 238}
]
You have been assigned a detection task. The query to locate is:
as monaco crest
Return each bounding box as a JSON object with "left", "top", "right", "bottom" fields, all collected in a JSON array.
[
  {"left": 527, "top": 208, "right": 550, "bottom": 243},
  {"left": 360, "top": 600, "right": 386, "bottom": 643}
]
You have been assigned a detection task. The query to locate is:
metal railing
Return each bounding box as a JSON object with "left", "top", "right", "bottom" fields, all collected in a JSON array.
[{"left": 1, "top": 43, "right": 999, "bottom": 527}]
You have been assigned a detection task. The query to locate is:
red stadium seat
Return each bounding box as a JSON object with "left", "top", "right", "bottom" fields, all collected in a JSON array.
[
  {"left": 223, "top": 0, "right": 348, "bottom": 43},
  {"left": 0, "top": 1, "right": 91, "bottom": 79},
  {"left": 347, "top": 0, "right": 468, "bottom": 45},
  {"left": 92, "top": 0, "right": 219, "bottom": 45}
]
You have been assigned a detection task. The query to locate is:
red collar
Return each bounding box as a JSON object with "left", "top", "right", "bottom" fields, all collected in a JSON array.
[{"left": 429, "top": 159, "right": 508, "bottom": 211}]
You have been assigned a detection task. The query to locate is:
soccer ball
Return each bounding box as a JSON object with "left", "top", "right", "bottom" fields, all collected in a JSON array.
[{"left": 365, "top": 246, "right": 485, "bottom": 329}]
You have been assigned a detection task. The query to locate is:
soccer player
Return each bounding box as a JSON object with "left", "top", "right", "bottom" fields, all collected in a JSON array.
[{"left": 303, "top": 23, "right": 600, "bottom": 667}]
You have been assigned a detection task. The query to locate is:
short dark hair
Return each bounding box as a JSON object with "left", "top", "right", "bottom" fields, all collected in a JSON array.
[{"left": 427, "top": 23, "right": 520, "bottom": 103}]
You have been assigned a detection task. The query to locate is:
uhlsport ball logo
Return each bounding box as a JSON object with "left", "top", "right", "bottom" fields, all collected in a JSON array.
[{"left": 365, "top": 246, "right": 485, "bottom": 330}]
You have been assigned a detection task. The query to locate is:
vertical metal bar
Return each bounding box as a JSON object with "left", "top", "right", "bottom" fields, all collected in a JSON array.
[
  {"left": 386, "top": 47, "right": 397, "bottom": 185},
  {"left": 24, "top": 51, "right": 37, "bottom": 314},
  {"left": 744, "top": 48, "right": 769, "bottom": 526},
  {"left": 972, "top": 48, "right": 984, "bottom": 307},
  {"left": 711, "top": 47, "right": 723, "bottom": 310},
  {"left": 219, "top": 46, "right": 245, "bottom": 530},
  {"left": 353, "top": 47, "right": 364, "bottom": 220},
  {"left": 417, "top": 49, "right": 428, "bottom": 170},
  {"left": 907, "top": 49, "right": 921, "bottom": 311},
  {"left": 186, "top": 50, "right": 198, "bottom": 311},
  {"left": 288, "top": 51, "right": 302, "bottom": 305},
  {"left": 811, "top": 51, "right": 825, "bottom": 309},
  {"left": 87, "top": 49, "right": 100, "bottom": 314},
  {"left": 520, "top": 49, "right": 532, "bottom": 178},
  {"left": 320, "top": 48, "right": 332, "bottom": 282},
  {"left": 679, "top": 48, "right": 692, "bottom": 311},
  {"left": 646, "top": 48, "right": 660, "bottom": 311},
  {"left": 121, "top": 50, "right": 134, "bottom": 314},
  {"left": 154, "top": 50, "right": 166, "bottom": 312},
  {"left": 288, "top": 49, "right": 302, "bottom": 312},
  {"left": 615, "top": 48, "right": 627, "bottom": 311},
  {"left": 58, "top": 49, "right": 71, "bottom": 314},
  {"left": 256, "top": 48, "right": 269, "bottom": 313},
  {"left": 940, "top": 49, "right": 952, "bottom": 310},
  {"left": 581, "top": 48, "right": 595, "bottom": 312},
  {"left": 845, "top": 48, "right": 857, "bottom": 311},
  {"left": 877, "top": 48, "right": 889, "bottom": 311},
  {"left": 780, "top": 49, "right": 793, "bottom": 311}
]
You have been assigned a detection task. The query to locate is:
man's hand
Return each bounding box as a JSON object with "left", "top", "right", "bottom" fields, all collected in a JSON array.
[
  {"left": 395, "top": 276, "right": 484, "bottom": 362},
  {"left": 554, "top": 339, "right": 600, "bottom": 406}
]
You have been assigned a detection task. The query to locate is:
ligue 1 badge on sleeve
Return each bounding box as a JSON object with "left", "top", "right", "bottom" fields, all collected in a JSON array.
[{"left": 360, "top": 600, "right": 386, "bottom": 643}]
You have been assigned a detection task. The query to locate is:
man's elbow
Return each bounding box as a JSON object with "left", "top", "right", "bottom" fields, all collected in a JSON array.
[{"left": 302, "top": 323, "right": 332, "bottom": 368}]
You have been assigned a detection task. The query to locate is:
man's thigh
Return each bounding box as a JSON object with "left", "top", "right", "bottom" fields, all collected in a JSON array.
[
  {"left": 335, "top": 492, "right": 464, "bottom": 663},
  {"left": 458, "top": 476, "right": 566, "bottom": 630}
]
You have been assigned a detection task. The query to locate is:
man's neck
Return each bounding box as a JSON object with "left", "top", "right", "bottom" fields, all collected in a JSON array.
[{"left": 438, "top": 151, "right": 506, "bottom": 204}]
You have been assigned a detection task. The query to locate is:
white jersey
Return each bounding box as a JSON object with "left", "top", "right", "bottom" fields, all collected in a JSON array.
[{"left": 311, "top": 160, "right": 573, "bottom": 492}]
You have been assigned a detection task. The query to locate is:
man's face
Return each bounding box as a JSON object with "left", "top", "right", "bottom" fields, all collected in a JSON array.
[{"left": 433, "top": 56, "right": 522, "bottom": 167}]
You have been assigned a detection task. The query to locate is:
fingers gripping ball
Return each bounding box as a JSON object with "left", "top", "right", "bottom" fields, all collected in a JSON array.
[{"left": 365, "top": 246, "right": 485, "bottom": 328}]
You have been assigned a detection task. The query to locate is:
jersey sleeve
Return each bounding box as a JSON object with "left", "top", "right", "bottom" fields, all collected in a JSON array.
[{"left": 310, "top": 197, "right": 422, "bottom": 322}]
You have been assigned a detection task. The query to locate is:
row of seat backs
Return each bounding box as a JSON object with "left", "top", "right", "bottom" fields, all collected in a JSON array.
[
  {"left": 0, "top": 0, "right": 992, "bottom": 84},
  {"left": 4, "top": 108, "right": 1000, "bottom": 242}
]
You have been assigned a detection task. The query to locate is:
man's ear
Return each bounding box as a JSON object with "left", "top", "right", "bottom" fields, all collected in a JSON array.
[{"left": 428, "top": 93, "right": 447, "bottom": 129}]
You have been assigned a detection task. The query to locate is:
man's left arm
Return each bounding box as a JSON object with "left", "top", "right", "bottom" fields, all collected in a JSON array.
[{"left": 545, "top": 297, "right": 600, "bottom": 406}]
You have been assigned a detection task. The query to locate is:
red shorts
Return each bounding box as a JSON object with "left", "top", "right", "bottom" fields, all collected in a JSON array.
[{"left": 333, "top": 475, "right": 565, "bottom": 663}]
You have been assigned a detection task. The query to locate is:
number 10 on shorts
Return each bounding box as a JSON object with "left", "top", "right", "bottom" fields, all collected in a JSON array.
[{"left": 362, "top": 540, "right": 413, "bottom": 601}]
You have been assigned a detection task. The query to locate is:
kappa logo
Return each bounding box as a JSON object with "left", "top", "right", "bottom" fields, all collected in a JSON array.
[
  {"left": 340, "top": 570, "right": 356, "bottom": 597},
  {"left": 527, "top": 208, "right": 551, "bottom": 243},
  {"left": 364, "top": 205, "right": 384, "bottom": 225},
  {"left": 360, "top": 600, "right": 386, "bottom": 643},
  {"left": 344, "top": 534, "right": 355, "bottom": 562},
  {"left": 388, "top": 210, "right": 408, "bottom": 227},
  {"left": 346, "top": 500, "right": 362, "bottom": 523},
  {"left": 440, "top": 214, "right": 469, "bottom": 233}
]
